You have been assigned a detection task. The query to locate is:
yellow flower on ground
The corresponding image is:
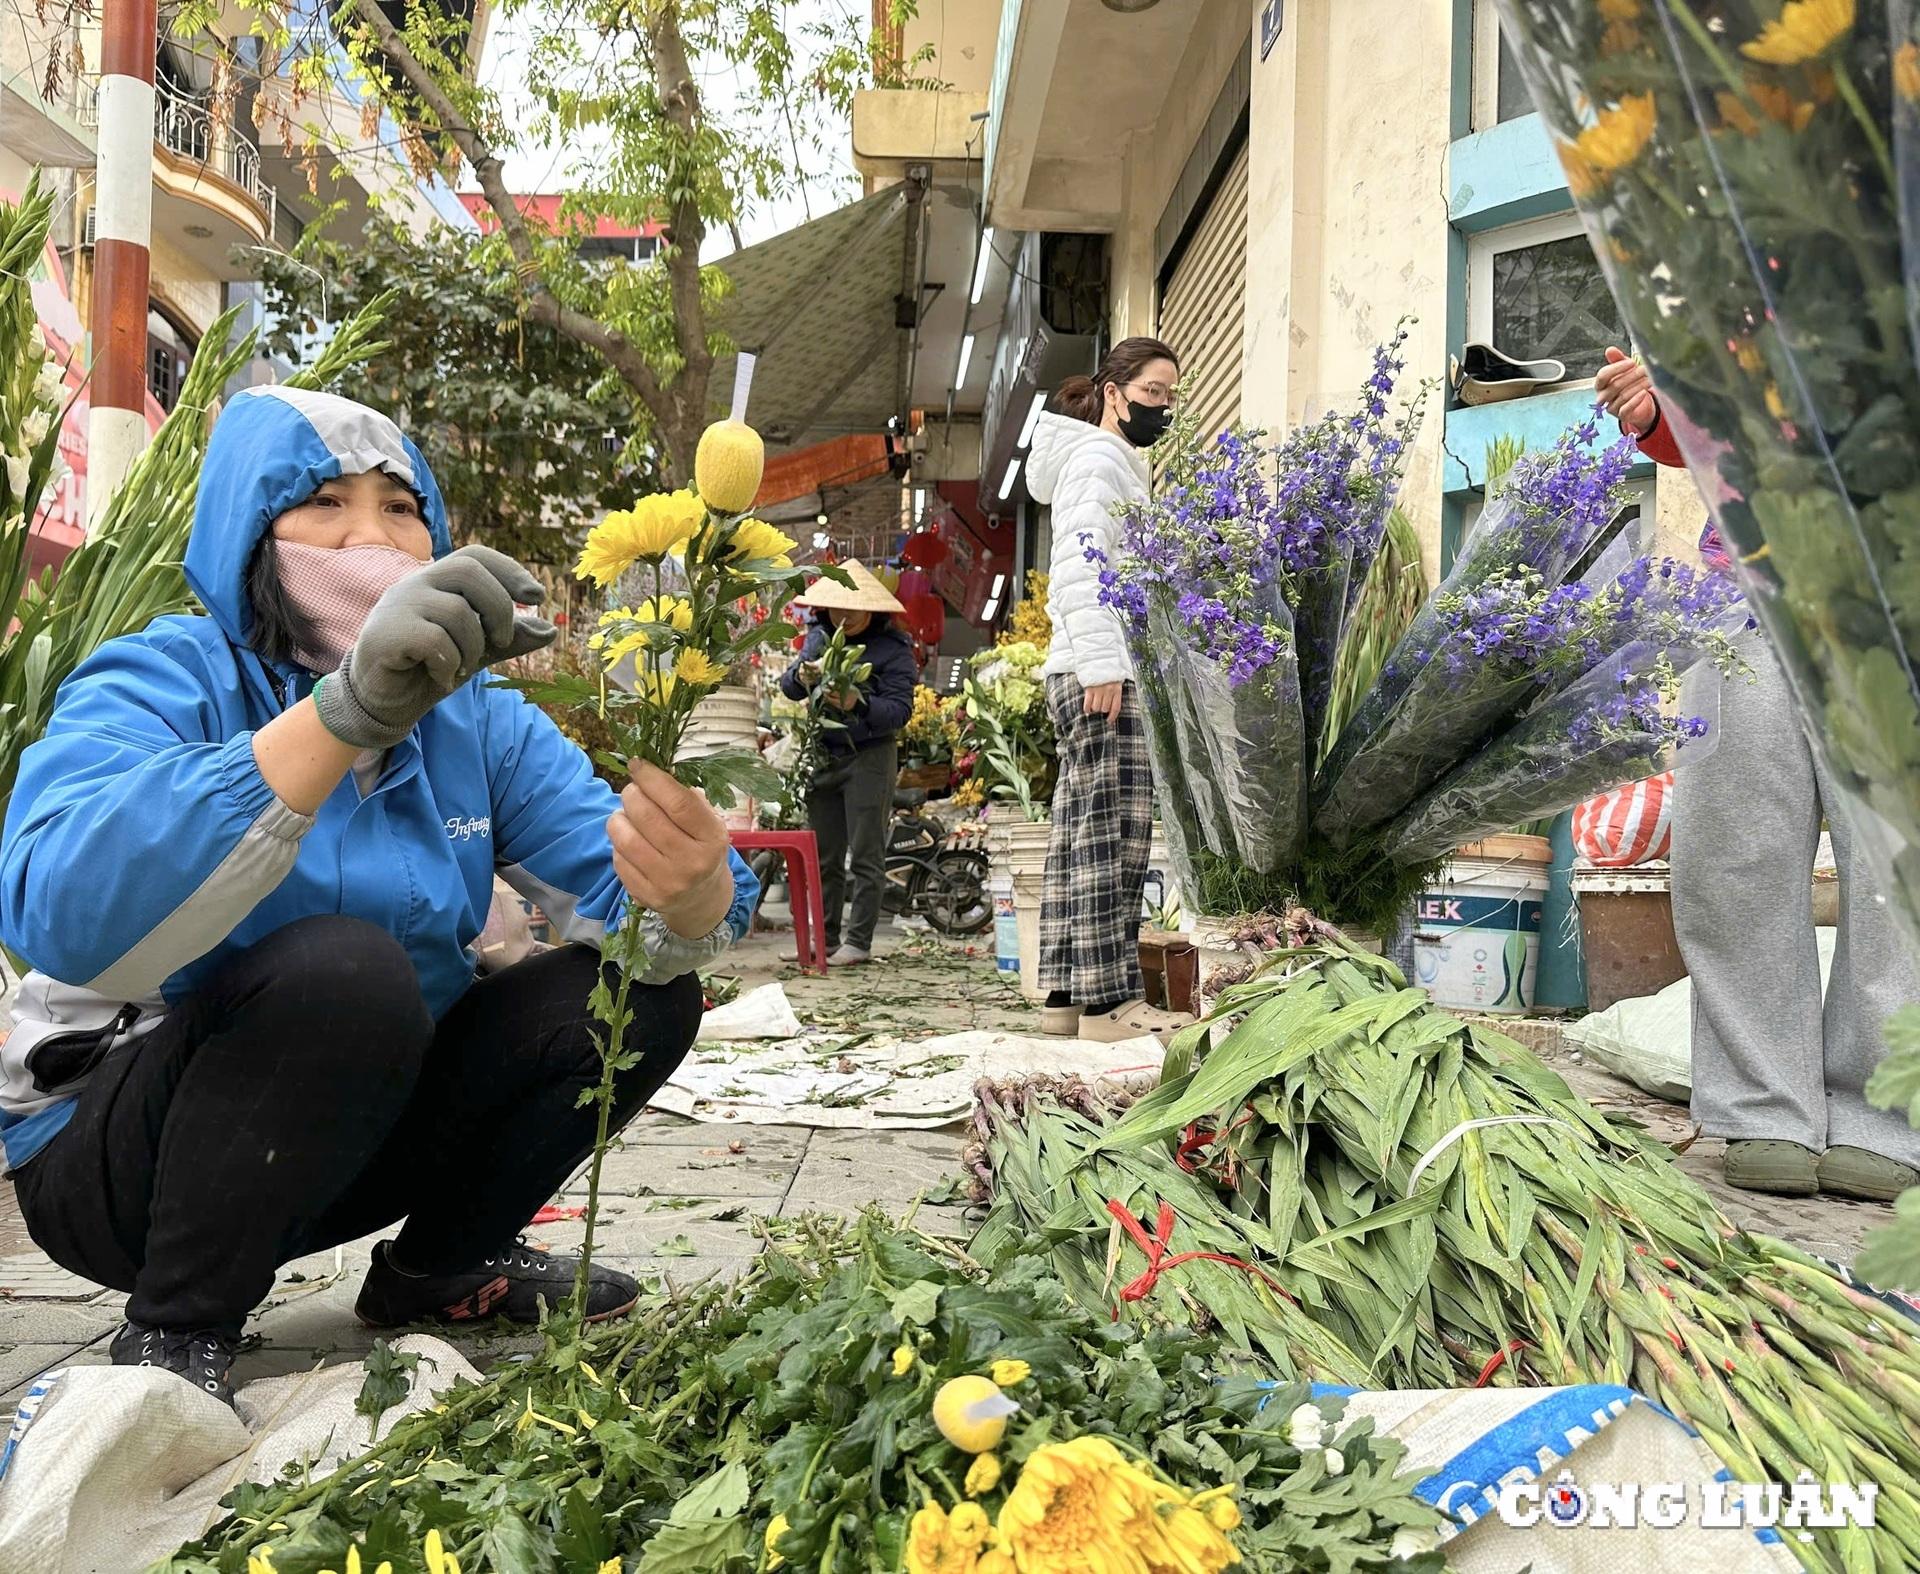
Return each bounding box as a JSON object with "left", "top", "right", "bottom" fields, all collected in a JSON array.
[
  {"left": 948, "top": 1503, "right": 993, "bottom": 1549},
  {"left": 766, "top": 1513, "right": 791, "bottom": 1569},
  {"left": 1153, "top": 1505, "right": 1241, "bottom": 1574},
  {"left": 248, "top": 1551, "right": 278, "bottom": 1574},
  {"left": 906, "top": 1502, "right": 986, "bottom": 1574},
  {"left": 893, "top": 1343, "right": 917, "bottom": 1377},
  {"left": 933, "top": 1375, "right": 1019, "bottom": 1453},
  {"left": 1571, "top": 93, "right": 1656, "bottom": 173},
  {"left": 1199, "top": 1490, "right": 1241, "bottom": 1533},
  {"left": 994, "top": 1436, "right": 1167, "bottom": 1570},
  {"left": 989, "top": 1359, "right": 1030, "bottom": 1387},
  {"left": 965, "top": 1452, "right": 1003, "bottom": 1496},
  {"left": 576, "top": 493, "right": 702, "bottom": 586},
  {"left": 674, "top": 648, "right": 729, "bottom": 688},
  {"left": 424, "top": 1531, "right": 462, "bottom": 1574},
  {"left": 1899, "top": 41, "right": 1920, "bottom": 101},
  {"left": 1742, "top": 0, "right": 1852, "bottom": 64}
]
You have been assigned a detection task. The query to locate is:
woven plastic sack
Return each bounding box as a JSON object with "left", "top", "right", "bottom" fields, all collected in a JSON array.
[
  {"left": 0, "top": 1335, "right": 476, "bottom": 1574},
  {"left": 1573, "top": 772, "right": 1673, "bottom": 868}
]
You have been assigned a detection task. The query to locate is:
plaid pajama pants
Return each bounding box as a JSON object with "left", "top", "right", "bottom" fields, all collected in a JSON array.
[{"left": 1039, "top": 674, "right": 1154, "bottom": 1005}]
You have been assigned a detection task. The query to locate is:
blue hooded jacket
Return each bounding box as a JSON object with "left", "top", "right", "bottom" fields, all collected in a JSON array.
[{"left": 0, "top": 387, "right": 757, "bottom": 1173}]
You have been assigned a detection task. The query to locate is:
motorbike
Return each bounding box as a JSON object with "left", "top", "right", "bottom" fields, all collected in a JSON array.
[{"left": 745, "top": 789, "right": 992, "bottom": 939}]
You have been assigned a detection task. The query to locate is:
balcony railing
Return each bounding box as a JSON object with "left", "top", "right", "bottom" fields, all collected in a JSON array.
[{"left": 78, "top": 80, "right": 277, "bottom": 217}]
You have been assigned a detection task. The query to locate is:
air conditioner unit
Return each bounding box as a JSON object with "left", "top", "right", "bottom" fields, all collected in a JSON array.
[{"left": 82, "top": 207, "right": 97, "bottom": 248}]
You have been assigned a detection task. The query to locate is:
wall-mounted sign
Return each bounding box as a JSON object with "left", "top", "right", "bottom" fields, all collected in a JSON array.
[{"left": 1261, "top": 0, "right": 1283, "bottom": 60}]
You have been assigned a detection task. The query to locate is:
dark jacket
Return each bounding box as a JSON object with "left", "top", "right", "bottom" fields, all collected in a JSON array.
[{"left": 780, "top": 615, "right": 917, "bottom": 755}]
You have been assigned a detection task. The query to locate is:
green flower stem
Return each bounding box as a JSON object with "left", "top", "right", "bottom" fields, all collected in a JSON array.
[{"left": 1833, "top": 60, "right": 1897, "bottom": 194}]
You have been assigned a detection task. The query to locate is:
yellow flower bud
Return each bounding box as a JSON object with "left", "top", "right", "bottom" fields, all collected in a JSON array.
[
  {"left": 892, "top": 1343, "right": 916, "bottom": 1377},
  {"left": 696, "top": 419, "right": 765, "bottom": 515},
  {"left": 965, "top": 1451, "right": 1002, "bottom": 1496},
  {"left": 988, "top": 1359, "right": 1030, "bottom": 1387}
]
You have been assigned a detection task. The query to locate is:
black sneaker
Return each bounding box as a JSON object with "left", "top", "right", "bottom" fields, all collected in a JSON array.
[
  {"left": 110, "top": 1321, "right": 238, "bottom": 1407},
  {"left": 353, "top": 1239, "right": 639, "bottom": 1328}
]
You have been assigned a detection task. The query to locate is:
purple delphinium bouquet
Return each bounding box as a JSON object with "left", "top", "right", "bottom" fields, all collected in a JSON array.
[
  {"left": 1313, "top": 414, "right": 1639, "bottom": 841},
  {"left": 1382, "top": 639, "right": 1724, "bottom": 866},
  {"left": 1268, "top": 323, "right": 1427, "bottom": 750},
  {"left": 1098, "top": 418, "right": 1309, "bottom": 883}
]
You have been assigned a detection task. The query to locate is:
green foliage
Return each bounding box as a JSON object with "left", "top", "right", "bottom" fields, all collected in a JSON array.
[
  {"left": 165, "top": 1217, "right": 1444, "bottom": 1572},
  {"left": 254, "top": 221, "right": 653, "bottom": 564}
]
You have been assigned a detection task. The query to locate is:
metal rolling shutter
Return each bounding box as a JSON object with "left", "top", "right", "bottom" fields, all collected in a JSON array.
[{"left": 1156, "top": 141, "right": 1248, "bottom": 446}]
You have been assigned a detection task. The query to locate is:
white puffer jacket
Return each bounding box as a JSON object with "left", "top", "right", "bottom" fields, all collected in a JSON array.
[{"left": 1027, "top": 412, "right": 1150, "bottom": 687}]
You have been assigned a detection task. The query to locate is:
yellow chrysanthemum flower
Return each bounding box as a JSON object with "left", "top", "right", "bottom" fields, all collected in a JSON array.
[
  {"left": 1765, "top": 382, "right": 1790, "bottom": 420},
  {"left": 948, "top": 1503, "right": 993, "bottom": 1550},
  {"left": 1153, "top": 1505, "right": 1241, "bottom": 1573},
  {"left": 596, "top": 1561, "right": 622, "bottom": 1574},
  {"left": 965, "top": 1452, "right": 1003, "bottom": 1497},
  {"left": 423, "top": 1532, "right": 462, "bottom": 1574},
  {"left": 766, "top": 1514, "right": 791, "bottom": 1570},
  {"left": 1897, "top": 41, "right": 1920, "bottom": 101},
  {"left": 906, "top": 1502, "right": 986, "bottom": 1574},
  {"left": 674, "top": 648, "right": 729, "bottom": 688},
  {"left": 576, "top": 492, "right": 705, "bottom": 586},
  {"left": 248, "top": 1551, "right": 278, "bottom": 1574},
  {"left": 633, "top": 670, "right": 680, "bottom": 707},
  {"left": 1573, "top": 93, "right": 1656, "bottom": 172},
  {"left": 1736, "top": 340, "right": 1766, "bottom": 374},
  {"left": 1742, "top": 0, "right": 1852, "bottom": 65},
  {"left": 637, "top": 595, "right": 695, "bottom": 632},
  {"left": 1200, "top": 1490, "right": 1242, "bottom": 1532},
  {"left": 1598, "top": 0, "right": 1639, "bottom": 18},
  {"left": 725, "top": 518, "right": 800, "bottom": 567},
  {"left": 995, "top": 1437, "right": 1164, "bottom": 1568},
  {"left": 893, "top": 1343, "right": 917, "bottom": 1377},
  {"left": 988, "top": 1359, "right": 1030, "bottom": 1387}
]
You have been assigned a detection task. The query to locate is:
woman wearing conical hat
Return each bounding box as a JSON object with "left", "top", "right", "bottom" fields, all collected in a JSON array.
[{"left": 779, "top": 563, "right": 916, "bottom": 965}]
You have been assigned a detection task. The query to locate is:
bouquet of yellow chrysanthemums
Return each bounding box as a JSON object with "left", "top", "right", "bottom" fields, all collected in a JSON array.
[{"left": 503, "top": 416, "right": 831, "bottom": 1317}]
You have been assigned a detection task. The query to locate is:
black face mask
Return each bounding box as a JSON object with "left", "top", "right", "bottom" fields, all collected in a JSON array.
[{"left": 1116, "top": 395, "right": 1172, "bottom": 449}]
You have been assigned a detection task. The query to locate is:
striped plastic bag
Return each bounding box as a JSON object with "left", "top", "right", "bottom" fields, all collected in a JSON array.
[{"left": 1572, "top": 772, "right": 1673, "bottom": 867}]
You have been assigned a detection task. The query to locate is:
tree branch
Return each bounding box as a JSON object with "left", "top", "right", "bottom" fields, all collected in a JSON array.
[{"left": 345, "top": 0, "right": 673, "bottom": 427}]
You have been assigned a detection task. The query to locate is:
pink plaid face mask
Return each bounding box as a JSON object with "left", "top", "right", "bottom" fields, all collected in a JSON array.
[{"left": 274, "top": 539, "right": 430, "bottom": 673}]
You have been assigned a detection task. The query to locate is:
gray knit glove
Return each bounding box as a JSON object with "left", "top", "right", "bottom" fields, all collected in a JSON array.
[{"left": 313, "top": 545, "right": 557, "bottom": 749}]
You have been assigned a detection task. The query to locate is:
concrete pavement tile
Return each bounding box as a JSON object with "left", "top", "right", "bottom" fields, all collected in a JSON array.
[
  {"left": 0, "top": 1299, "right": 127, "bottom": 1344},
  {"left": 521, "top": 1205, "right": 769, "bottom": 1263},
  {"left": 618, "top": 1117, "right": 812, "bottom": 1158},
  {"left": 783, "top": 1144, "right": 960, "bottom": 1207},
  {"left": 0, "top": 1252, "right": 106, "bottom": 1301},
  {"left": 561, "top": 1145, "right": 801, "bottom": 1199},
  {"left": 806, "top": 1128, "right": 965, "bottom": 1167},
  {"left": 2, "top": 1341, "right": 110, "bottom": 1406}
]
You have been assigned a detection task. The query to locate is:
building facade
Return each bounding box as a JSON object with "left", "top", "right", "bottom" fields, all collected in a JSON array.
[{"left": 862, "top": 0, "right": 1706, "bottom": 585}]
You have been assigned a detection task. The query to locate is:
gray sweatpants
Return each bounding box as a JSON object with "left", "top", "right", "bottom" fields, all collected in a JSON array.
[{"left": 1673, "top": 631, "right": 1920, "bottom": 1165}]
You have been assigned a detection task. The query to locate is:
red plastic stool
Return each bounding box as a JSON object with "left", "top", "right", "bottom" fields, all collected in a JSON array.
[{"left": 731, "top": 829, "right": 830, "bottom": 975}]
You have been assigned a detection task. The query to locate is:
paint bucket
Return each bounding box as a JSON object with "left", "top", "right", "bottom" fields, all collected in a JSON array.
[
  {"left": 991, "top": 875, "right": 1019, "bottom": 977},
  {"left": 1413, "top": 835, "right": 1551, "bottom": 1015},
  {"left": 1008, "top": 819, "right": 1052, "bottom": 1002}
]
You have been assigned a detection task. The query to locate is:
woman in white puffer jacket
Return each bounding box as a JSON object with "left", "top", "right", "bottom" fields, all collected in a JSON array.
[{"left": 1024, "top": 337, "right": 1195, "bottom": 1045}]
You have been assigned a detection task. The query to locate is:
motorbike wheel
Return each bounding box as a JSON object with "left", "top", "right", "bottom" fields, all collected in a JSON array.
[{"left": 920, "top": 852, "right": 992, "bottom": 937}]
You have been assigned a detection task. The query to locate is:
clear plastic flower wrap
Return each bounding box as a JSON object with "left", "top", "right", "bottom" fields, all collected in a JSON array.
[
  {"left": 1166, "top": 577, "right": 1308, "bottom": 876},
  {"left": 1382, "top": 635, "right": 1729, "bottom": 865},
  {"left": 1313, "top": 421, "right": 1638, "bottom": 841},
  {"left": 1495, "top": 0, "right": 1920, "bottom": 943}
]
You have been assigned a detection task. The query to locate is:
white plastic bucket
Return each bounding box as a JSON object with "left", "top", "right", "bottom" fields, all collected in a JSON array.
[
  {"left": 1413, "top": 836, "right": 1551, "bottom": 1015},
  {"left": 1007, "top": 819, "right": 1051, "bottom": 1002},
  {"left": 675, "top": 685, "right": 759, "bottom": 829}
]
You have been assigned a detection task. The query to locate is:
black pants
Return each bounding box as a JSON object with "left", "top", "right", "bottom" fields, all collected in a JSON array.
[
  {"left": 11, "top": 915, "right": 702, "bottom": 1332},
  {"left": 808, "top": 739, "right": 896, "bottom": 952}
]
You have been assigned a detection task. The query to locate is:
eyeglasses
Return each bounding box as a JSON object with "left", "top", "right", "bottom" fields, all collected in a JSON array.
[{"left": 1124, "top": 380, "right": 1178, "bottom": 408}]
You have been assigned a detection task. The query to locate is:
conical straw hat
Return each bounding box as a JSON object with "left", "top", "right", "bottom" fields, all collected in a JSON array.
[{"left": 795, "top": 560, "right": 907, "bottom": 614}]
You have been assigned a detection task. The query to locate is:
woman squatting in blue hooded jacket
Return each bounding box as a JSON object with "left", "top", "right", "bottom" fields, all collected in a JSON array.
[{"left": 0, "top": 388, "right": 758, "bottom": 1404}]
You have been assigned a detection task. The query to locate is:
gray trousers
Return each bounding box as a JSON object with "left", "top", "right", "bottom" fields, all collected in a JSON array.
[
  {"left": 1673, "top": 632, "right": 1920, "bottom": 1164},
  {"left": 808, "top": 740, "right": 896, "bottom": 953}
]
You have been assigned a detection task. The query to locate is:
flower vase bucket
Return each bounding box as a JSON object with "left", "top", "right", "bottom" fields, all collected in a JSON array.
[
  {"left": 1413, "top": 835, "right": 1551, "bottom": 1015},
  {"left": 674, "top": 685, "right": 760, "bottom": 830},
  {"left": 1007, "top": 819, "right": 1052, "bottom": 1003}
]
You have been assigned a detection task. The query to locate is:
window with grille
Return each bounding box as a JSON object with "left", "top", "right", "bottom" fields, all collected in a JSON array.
[{"left": 1467, "top": 214, "right": 1627, "bottom": 378}]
